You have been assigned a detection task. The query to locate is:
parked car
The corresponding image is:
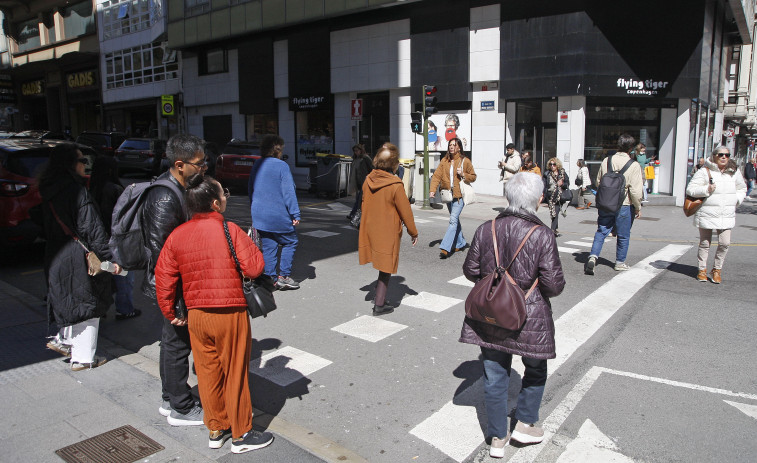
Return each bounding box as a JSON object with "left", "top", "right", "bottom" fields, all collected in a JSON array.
[
  {"left": 115, "top": 138, "right": 167, "bottom": 176},
  {"left": 75, "top": 131, "right": 127, "bottom": 157},
  {"left": 0, "top": 140, "right": 95, "bottom": 246},
  {"left": 10, "top": 130, "right": 73, "bottom": 142},
  {"left": 214, "top": 140, "right": 261, "bottom": 191}
]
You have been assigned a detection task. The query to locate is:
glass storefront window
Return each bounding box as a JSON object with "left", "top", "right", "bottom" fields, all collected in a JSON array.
[
  {"left": 16, "top": 19, "right": 41, "bottom": 53},
  {"left": 245, "top": 114, "right": 278, "bottom": 142},
  {"left": 61, "top": 1, "right": 95, "bottom": 39},
  {"left": 584, "top": 104, "right": 660, "bottom": 164},
  {"left": 295, "top": 110, "right": 333, "bottom": 167}
]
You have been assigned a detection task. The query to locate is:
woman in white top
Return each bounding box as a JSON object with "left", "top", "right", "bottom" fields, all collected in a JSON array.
[
  {"left": 685, "top": 146, "right": 746, "bottom": 284},
  {"left": 575, "top": 159, "right": 592, "bottom": 209}
]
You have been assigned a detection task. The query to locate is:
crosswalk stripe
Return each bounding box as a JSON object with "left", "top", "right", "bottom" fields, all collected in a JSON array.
[
  {"left": 301, "top": 230, "right": 340, "bottom": 238},
  {"left": 448, "top": 276, "right": 474, "bottom": 287},
  {"left": 401, "top": 291, "right": 463, "bottom": 313},
  {"left": 563, "top": 241, "right": 593, "bottom": 247},
  {"left": 558, "top": 246, "right": 582, "bottom": 254},
  {"left": 410, "top": 244, "right": 692, "bottom": 462},
  {"left": 331, "top": 315, "right": 407, "bottom": 342},
  {"left": 250, "top": 346, "right": 332, "bottom": 387}
]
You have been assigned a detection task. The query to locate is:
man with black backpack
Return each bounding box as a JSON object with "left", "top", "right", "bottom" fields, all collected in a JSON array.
[
  {"left": 584, "top": 133, "right": 643, "bottom": 275},
  {"left": 141, "top": 134, "right": 208, "bottom": 425}
]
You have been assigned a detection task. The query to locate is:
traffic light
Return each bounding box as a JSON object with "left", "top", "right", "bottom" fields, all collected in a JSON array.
[
  {"left": 424, "top": 85, "right": 437, "bottom": 119},
  {"left": 410, "top": 111, "right": 423, "bottom": 134}
]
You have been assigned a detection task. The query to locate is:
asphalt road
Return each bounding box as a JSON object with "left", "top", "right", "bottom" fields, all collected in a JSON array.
[{"left": 1, "top": 185, "right": 755, "bottom": 463}]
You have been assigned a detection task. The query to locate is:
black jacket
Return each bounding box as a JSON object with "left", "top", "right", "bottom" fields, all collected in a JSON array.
[
  {"left": 354, "top": 155, "right": 374, "bottom": 190},
  {"left": 745, "top": 161, "right": 756, "bottom": 181},
  {"left": 140, "top": 171, "right": 187, "bottom": 298},
  {"left": 41, "top": 174, "right": 113, "bottom": 327}
]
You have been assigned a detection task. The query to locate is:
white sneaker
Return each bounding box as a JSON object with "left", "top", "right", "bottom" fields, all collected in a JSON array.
[
  {"left": 614, "top": 261, "right": 630, "bottom": 271},
  {"left": 510, "top": 422, "right": 544, "bottom": 445},
  {"left": 490, "top": 436, "right": 508, "bottom": 458}
]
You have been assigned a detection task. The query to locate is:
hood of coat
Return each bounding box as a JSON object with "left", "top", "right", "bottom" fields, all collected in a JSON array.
[
  {"left": 705, "top": 158, "right": 738, "bottom": 175},
  {"left": 365, "top": 169, "right": 402, "bottom": 192}
]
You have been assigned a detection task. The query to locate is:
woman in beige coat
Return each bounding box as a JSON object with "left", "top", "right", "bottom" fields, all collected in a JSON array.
[
  {"left": 358, "top": 143, "right": 418, "bottom": 316},
  {"left": 429, "top": 137, "right": 477, "bottom": 258}
]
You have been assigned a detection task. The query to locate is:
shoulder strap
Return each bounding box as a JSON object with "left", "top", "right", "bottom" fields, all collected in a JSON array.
[
  {"left": 618, "top": 158, "right": 634, "bottom": 175},
  {"left": 223, "top": 220, "right": 246, "bottom": 281},
  {"left": 48, "top": 201, "right": 91, "bottom": 253},
  {"left": 505, "top": 225, "right": 539, "bottom": 271},
  {"left": 491, "top": 220, "right": 499, "bottom": 268}
]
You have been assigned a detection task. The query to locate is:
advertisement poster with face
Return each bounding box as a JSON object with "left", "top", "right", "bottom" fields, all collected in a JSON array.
[{"left": 416, "top": 111, "right": 471, "bottom": 153}]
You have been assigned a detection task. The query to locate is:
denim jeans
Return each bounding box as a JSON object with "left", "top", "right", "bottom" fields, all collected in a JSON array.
[
  {"left": 350, "top": 189, "right": 363, "bottom": 217},
  {"left": 259, "top": 230, "right": 298, "bottom": 278},
  {"left": 114, "top": 272, "right": 135, "bottom": 315},
  {"left": 159, "top": 317, "right": 195, "bottom": 413},
  {"left": 589, "top": 205, "right": 634, "bottom": 263},
  {"left": 440, "top": 198, "right": 466, "bottom": 252},
  {"left": 481, "top": 347, "right": 547, "bottom": 439},
  {"left": 747, "top": 179, "right": 755, "bottom": 197}
]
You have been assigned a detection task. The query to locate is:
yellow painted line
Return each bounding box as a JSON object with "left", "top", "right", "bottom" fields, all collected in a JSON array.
[{"left": 21, "top": 269, "right": 44, "bottom": 276}]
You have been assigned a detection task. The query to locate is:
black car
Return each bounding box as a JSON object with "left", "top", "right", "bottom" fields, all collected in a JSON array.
[
  {"left": 115, "top": 138, "right": 168, "bottom": 176},
  {"left": 75, "top": 131, "right": 127, "bottom": 157}
]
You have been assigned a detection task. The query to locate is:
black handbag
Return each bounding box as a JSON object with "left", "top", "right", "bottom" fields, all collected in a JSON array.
[
  {"left": 223, "top": 221, "right": 277, "bottom": 318},
  {"left": 560, "top": 188, "right": 573, "bottom": 204}
]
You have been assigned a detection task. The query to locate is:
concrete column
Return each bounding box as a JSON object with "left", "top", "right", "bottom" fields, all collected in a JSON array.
[
  {"left": 659, "top": 107, "right": 677, "bottom": 194},
  {"left": 556, "top": 96, "right": 586, "bottom": 182},
  {"left": 672, "top": 98, "right": 692, "bottom": 206}
]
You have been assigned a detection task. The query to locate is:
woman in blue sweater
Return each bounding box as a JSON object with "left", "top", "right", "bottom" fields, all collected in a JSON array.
[{"left": 248, "top": 135, "right": 301, "bottom": 290}]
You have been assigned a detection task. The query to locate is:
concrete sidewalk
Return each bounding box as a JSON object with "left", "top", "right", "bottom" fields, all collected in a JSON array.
[{"left": 0, "top": 278, "right": 364, "bottom": 463}]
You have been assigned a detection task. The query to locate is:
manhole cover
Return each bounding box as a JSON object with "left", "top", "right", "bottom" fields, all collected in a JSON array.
[{"left": 55, "top": 425, "right": 163, "bottom": 463}]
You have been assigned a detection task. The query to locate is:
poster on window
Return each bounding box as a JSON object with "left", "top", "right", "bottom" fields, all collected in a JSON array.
[{"left": 415, "top": 111, "right": 471, "bottom": 153}]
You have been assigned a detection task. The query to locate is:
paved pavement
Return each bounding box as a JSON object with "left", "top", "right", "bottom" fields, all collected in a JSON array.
[{"left": 1, "top": 188, "right": 755, "bottom": 462}]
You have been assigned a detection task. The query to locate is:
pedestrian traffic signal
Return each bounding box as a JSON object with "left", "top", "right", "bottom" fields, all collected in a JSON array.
[
  {"left": 424, "top": 85, "right": 437, "bottom": 119},
  {"left": 410, "top": 111, "right": 423, "bottom": 134}
]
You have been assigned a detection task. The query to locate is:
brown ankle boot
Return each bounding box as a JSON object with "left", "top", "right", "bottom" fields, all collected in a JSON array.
[
  {"left": 710, "top": 269, "right": 722, "bottom": 284},
  {"left": 696, "top": 269, "right": 708, "bottom": 282}
]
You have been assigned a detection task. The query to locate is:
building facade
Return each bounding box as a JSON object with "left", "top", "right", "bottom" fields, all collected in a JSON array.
[{"left": 166, "top": 0, "right": 754, "bottom": 204}]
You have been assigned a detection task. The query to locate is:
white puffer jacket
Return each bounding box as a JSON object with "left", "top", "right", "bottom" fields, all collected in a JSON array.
[{"left": 686, "top": 159, "right": 747, "bottom": 230}]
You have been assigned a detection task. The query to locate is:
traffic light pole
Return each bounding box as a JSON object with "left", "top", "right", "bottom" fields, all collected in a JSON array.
[{"left": 422, "top": 86, "right": 431, "bottom": 209}]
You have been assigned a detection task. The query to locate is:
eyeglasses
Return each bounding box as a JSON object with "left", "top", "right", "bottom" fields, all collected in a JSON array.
[
  {"left": 223, "top": 188, "right": 230, "bottom": 198},
  {"left": 184, "top": 159, "right": 208, "bottom": 169},
  {"left": 715, "top": 152, "right": 730, "bottom": 158}
]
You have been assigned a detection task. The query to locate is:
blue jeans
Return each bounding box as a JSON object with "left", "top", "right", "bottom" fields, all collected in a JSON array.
[
  {"left": 481, "top": 347, "right": 547, "bottom": 439},
  {"left": 259, "top": 230, "right": 298, "bottom": 278},
  {"left": 589, "top": 205, "right": 634, "bottom": 263},
  {"left": 114, "top": 272, "right": 135, "bottom": 315},
  {"left": 440, "top": 198, "right": 466, "bottom": 252},
  {"left": 747, "top": 179, "right": 755, "bottom": 196}
]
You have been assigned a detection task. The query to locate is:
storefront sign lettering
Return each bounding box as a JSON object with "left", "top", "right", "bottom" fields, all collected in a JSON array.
[
  {"left": 67, "top": 71, "right": 96, "bottom": 89},
  {"left": 290, "top": 95, "right": 330, "bottom": 111},
  {"left": 22, "top": 80, "right": 44, "bottom": 96},
  {"left": 616, "top": 78, "right": 669, "bottom": 96}
]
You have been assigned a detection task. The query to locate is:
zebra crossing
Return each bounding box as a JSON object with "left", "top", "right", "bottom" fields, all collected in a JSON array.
[{"left": 249, "top": 204, "right": 687, "bottom": 463}]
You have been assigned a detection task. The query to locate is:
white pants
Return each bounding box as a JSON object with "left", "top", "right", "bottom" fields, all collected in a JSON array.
[{"left": 60, "top": 318, "right": 100, "bottom": 364}]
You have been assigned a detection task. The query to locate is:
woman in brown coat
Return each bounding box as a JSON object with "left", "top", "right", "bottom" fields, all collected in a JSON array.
[
  {"left": 429, "top": 137, "right": 477, "bottom": 258},
  {"left": 460, "top": 172, "right": 565, "bottom": 457},
  {"left": 359, "top": 143, "right": 418, "bottom": 316}
]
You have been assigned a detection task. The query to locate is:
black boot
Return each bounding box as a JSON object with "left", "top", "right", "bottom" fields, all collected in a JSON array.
[{"left": 372, "top": 303, "right": 395, "bottom": 316}]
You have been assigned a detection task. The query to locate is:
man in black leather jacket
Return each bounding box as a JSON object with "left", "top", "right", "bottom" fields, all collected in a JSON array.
[{"left": 141, "top": 133, "right": 208, "bottom": 426}]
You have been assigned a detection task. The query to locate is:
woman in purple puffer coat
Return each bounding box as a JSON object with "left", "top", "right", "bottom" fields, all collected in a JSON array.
[{"left": 460, "top": 172, "right": 565, "bottom": 458}]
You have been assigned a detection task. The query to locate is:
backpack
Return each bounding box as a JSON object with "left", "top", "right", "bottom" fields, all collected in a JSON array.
[
  {"left": 109, "top": 178, "right": 185, "bottom": 270},
  {"left": 595, "top": 154, "right": 634, "bottom": 213}
]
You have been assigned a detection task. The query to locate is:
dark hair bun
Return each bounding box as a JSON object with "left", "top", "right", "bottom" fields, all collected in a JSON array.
[{"left": 186, "top": 173, "right": 205, "bottom": 190}]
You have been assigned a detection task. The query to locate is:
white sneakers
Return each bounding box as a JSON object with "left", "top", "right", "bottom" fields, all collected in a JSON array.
[
  {"left": 510, "top": 422, "right": 545, "bottom": 445},
  {"left": 490, "top": 436, "right": 508, "bottom": 458}
]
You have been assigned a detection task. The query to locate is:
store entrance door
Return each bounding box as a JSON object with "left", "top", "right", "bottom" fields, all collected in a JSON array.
[
  {"left": 514, "top": 100, "right": 556, "bottom": 171},
  {"left": 357, "top": 91, "right": 389, "bottom": 156}
]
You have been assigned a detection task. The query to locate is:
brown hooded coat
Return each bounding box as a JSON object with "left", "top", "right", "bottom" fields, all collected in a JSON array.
[{"left": 358, "top": 169, "right": 418, "bottom": 274}]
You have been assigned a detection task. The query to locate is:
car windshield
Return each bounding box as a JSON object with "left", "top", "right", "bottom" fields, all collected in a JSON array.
[
  {"left": 1, "top": 148, "right": 50, "bottom": 178},
  {"left": 224, "top": 146, "right": 261, "bottom": 156},
  {"left": 120, "top": 140, "right": 150, "bottom": 150}
]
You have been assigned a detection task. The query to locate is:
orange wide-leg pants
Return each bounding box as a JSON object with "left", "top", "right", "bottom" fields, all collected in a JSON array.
[{"left": 188, "top": 307, "right": 252, "bottom": 438}]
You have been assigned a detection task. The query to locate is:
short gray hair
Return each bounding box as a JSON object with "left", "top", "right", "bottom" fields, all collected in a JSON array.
[
  {"left": 167, "top": 134, "right": 206, "bottom": 164},
  {"left": 505, "top": 172, "right": 544, "bottom": 213}
]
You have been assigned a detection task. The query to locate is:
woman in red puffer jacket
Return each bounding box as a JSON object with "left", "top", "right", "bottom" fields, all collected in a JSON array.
[{"left": 155, "top": 176, "right": 273, "bottom": 454}]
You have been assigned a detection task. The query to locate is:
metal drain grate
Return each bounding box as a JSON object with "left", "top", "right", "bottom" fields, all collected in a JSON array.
[{"left": 55, "top": 425, "right": 164, "bottom": 463}]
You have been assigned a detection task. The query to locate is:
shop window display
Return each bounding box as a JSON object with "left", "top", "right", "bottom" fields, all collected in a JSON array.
[
  {"left": 245, "top": 114, "right": 278, "bottom": 142},
  {"left": 295, "top": 110, "right": 333, "bottom": 167}
]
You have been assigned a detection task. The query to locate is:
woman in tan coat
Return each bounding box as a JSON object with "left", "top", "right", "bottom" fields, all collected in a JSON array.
[
  {"left": 359, "top": 143, "right": 418, "bottom": 316},
  {"left": 429, "top": 137, "right": 477, "bottom": 258}
]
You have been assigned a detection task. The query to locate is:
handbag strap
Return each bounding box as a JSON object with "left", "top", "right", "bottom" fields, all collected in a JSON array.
[
  {"left": 223, "top": 221, "right": 247, "bottom": 282},
  {"left": 48, "top": 201, "right": 91, "bottom": 253}
]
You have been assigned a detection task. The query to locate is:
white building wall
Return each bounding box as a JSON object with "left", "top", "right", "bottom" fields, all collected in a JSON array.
[
  {"left": 470, "top": 5, "right": 500, "bottom": 83},
  {"left": 557, "top": 96, "right": 586, "bottom": 182},
  {"left": 672, "top": 99, "right": 692, "bottom": 206},
  {"left": 392, "top": 88, "right": 414, "bottom": 160},
  {"left": 659, "top": 107, "right": 677, "bottom": 194},
  {"left": 274, "top": 40, "right": 288, "bottom": 99}
]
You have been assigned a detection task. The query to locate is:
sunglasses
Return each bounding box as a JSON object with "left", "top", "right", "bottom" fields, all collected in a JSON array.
[
  {"left": 77, "top": 157, "right": 89, "bottom": 165},
  {"left": 185, "top": 159, "right": 208, "bottom": 168},
  {"left": 715, "top": 152, "right": 730, "bottom": 158},
  {"left": 548, "top": 162, "right": 556, "bottom": 166}
]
